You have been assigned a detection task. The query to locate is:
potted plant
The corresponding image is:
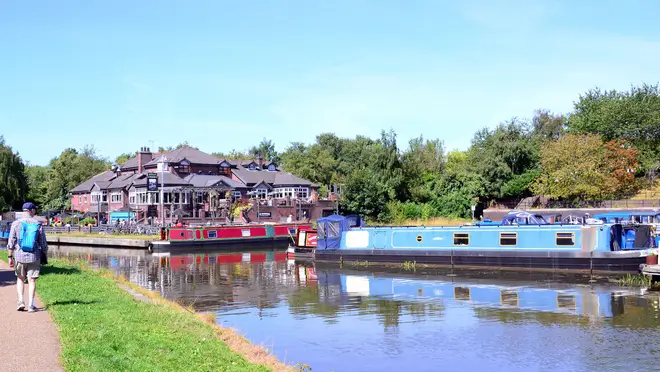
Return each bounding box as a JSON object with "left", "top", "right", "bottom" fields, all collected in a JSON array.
[{"left": 647, "top": 250, "right": 658, "bottom": 265}]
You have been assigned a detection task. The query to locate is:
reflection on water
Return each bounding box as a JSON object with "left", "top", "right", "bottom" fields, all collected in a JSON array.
[{"left": 50, "top": 246, "right": 660, "bottom": 372}]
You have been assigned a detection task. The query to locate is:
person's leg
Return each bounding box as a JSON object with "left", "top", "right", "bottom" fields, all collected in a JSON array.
[
  {"left": 27, "top": 263, "right": 40, "bottom": 311},
  {"left": 15, "top": 263, "right": 25, "bottom": 310}
]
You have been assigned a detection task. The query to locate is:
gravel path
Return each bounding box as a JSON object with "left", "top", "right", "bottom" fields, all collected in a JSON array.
[{"left": 0, "top": 260, "right": 62, "bottom": 371}]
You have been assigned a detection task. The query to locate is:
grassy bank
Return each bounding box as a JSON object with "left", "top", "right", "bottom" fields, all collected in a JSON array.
[
  {"left": 47, "top": 233, "right": 158, "bottom": 240},
  {"left": 0, "top": 250, "right": 292, "bottom": 371}
]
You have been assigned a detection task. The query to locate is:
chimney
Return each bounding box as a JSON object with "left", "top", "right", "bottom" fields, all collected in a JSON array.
[
  {"left": 256, "top": 154, "right": 262, "bottom": 168},
  {"left": 137, "top": 146, "right": 152, "bottom": 173}
]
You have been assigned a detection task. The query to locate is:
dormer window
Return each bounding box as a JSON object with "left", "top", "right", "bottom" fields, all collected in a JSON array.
[
  {"left": 219, "top": 161, "right": 231, "bottom": 174},
  {"left": 267, "top": 163, "right": 276, "bottom": 171},
  {"left": 177, "top": 159, "right": 191, "bottom": 173},
  {"left": 248, "top": 162, "right": 257, "bottom": 171}
]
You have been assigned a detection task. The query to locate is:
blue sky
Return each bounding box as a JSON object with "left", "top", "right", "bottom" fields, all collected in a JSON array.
[{"left": 2, "top": 0, "right": 659, "bottom": 166}]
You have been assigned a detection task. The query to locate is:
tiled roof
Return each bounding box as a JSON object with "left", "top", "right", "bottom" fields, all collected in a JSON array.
[
  {"left": 145, "top": 146, "right": 221, "bottom": 166},
  {"left": 107, "top": 174, "right": 140, "bottom": 190},
  {"left": 232, "top": 166, "right": 313, "bottom": 187},
  {"left": 182, "top": 174, "right": 246, "bottom": 188},
  {"left": 130, "top": 172, "right": 189, "bottom": 188},
  {"left": 70, "top": 171, "right": 116, "bottom": 193}
]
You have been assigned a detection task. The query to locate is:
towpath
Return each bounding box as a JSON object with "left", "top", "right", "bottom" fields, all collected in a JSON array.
[{"left": 0, "top": 260, "right": 62, "bottom": 371}]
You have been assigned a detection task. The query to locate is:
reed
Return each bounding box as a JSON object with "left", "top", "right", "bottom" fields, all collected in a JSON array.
[
  {"left": 401, "top": 260, "right": 417, "bottom": 271},
  {"left": 618, "top": 273, "right": 652, "bottom": 287}
]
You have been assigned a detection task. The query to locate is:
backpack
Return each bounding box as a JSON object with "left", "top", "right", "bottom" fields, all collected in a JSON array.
[{"left": 18, "top": 221, "right": 41, "bottom": 252}]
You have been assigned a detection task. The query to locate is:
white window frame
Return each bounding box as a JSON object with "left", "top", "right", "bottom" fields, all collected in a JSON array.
[
  {"left": 91, "top": 191, "right": 108, "bottom": 204},
  {"left": 232, "top": 191, "right": 242, "bottom": 199},
  {"left": 254, "top": 188, "right": 268, "bottom": 199},
  {"left": 196, "top": 192, "right": 204, "bottom": 204},
  {"left": 110, "top": 192, "right": 123, "bottom": 203}
]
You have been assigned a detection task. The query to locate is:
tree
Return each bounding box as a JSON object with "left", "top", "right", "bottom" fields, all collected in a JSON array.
[
  {"left": 402, "top": 136, "right": 445, "bottom": 203},
  {"left": 115, "top": 153, "right": 133, "bottom": 165},
  {"left": 469, "top": 119, "right": 538, "bottom": 198},
  {"left": 249, "top": 138, "right": 279, "bottom": 164},
  {"left": 43, "top": 146, "right": 110, "bottom": 210},
  {"left": 0, "top": 136, "right": 28, "bottom": 210},
  {"left": 567, "top": 83, "right": 660, "bottom": 169},
  {"left": 212, "top": 149, "right": 251, "bottom": 160},
  {"left": 531, "top": 134, "right": 639, "bottom": 200},
  {"left": 25, "top": 165, "right": 49, "bottom": 208},
  {"left": 531, "top": 109, "right": 566, "bottom": 142}
]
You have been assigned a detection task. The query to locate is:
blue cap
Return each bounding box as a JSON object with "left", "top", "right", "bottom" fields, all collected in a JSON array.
[{"left": 22, "top": 202, "right": 37, "bottom": 211}]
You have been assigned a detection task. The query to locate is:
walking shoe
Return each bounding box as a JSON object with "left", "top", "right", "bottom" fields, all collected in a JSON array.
[
  {"left": 27, "top": 306, "right": 38, "bottom": 313},
  {"left": 16, "top": 301, "right": 25, "bottom": 311}
]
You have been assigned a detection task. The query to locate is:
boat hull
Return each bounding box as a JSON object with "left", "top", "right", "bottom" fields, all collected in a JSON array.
[
  {"left": 153, "top": 236, "right": 291, "bottom": 252},
  {"left": 164, "top": 223, "right": 309, "bottom": 249},
  {"left": 315, "top": 249, "right": 648, "bottom": 272}
]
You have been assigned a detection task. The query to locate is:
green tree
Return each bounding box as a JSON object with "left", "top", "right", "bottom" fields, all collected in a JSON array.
[
  {"left": 249, "top": 138, "right": 279, "bottom": 163},
  {"left": 115, "top": 153, "right": 133, "bottom": 165},
  {"left": 0, "top": 136, "right": 28, "bottom": 210},
  {"left": 25, "top": 165, "right": 49, "bottom": 208},
  {"left": 44, "top": 146, "right": 110, "bottom": 210},
  {"left": 469, "top": 119, "right": 538, "bottom": 198},
  {"left": 212, "top": 149, "right": 251, "bottom": 160},
  {"left": 531, "top": 134, "right": 639, "bottom": 201},
  {"left": 567, "top": 83, "right": 660, "bottom": 169}
]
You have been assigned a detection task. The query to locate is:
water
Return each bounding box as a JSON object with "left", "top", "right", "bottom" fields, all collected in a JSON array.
[{"left": 49, "top": 246, "right": 660, "bottom": 372}]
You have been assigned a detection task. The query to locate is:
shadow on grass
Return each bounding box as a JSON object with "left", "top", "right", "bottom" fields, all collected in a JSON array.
[
  {"left": 49, "top": 299, "right": 99, "bottom": 306},
  {"left": 41, "top": 265, "right": 81, "bottom": 276}
]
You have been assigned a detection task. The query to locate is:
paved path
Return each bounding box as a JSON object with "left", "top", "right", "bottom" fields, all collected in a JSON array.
[{"left": 0, "top": 260, "right": 62, "bottom": 371}]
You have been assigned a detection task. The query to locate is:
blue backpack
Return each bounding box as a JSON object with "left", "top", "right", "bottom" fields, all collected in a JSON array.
[{"left": 18, "top": 222, "right": 41, "bottom": 252}]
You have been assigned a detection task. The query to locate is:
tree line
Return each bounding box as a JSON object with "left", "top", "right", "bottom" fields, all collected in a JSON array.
[{"left": 1, "top": 83, "right": 658, "bottom": 221}]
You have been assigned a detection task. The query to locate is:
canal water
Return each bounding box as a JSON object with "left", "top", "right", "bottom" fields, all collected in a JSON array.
[{"left": 50, "top": 246, "right": 660, "bottom": 372}]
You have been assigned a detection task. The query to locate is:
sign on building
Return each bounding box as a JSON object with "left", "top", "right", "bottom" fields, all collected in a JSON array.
[
  {"left": 147, "top": 173, "right": 158, "bottom": 192},
  {"left": 147, "top": 205, "right": 158, "bottom": 217}
]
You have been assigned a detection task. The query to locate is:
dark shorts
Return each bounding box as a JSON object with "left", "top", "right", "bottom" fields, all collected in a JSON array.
[{"left": 15, "top": 261, "right": 40, "bottom": 279}]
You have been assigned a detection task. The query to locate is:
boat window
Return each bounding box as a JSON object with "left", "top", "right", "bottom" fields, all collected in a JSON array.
[
  {"left": 556, "top": 232, "right": 575, "bottom": 246},
  {"left": 454, "top": 287, "right": 470, "bottom": 300},
  {"left": 453, "top": 233, "right": 470, "bottom": 246},
  {"left": 500, "top": 290, "right": 519, "bottom": 306},
  {"left": 317, "top": 223, "right": 326, "bottom": 239},
  {"left": 557, "top": 293, "right": 577, "bottom": 311},
  {"left": 327, "top": 221, "right": 340, "bottom": 238},
  {"left": 208, "top": 230, "right": 217, "bottom": 239},
  {"left": 500, "top": 232, "right": 517, "bottom": 246}
]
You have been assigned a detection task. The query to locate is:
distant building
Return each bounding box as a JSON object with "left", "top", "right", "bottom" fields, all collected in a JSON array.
[{"left": 70, "top": 146, "right": 336, "bottom": 224}]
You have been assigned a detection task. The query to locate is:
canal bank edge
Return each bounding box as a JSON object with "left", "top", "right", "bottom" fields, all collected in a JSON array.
[{"left": 0, "top": 250, "right": 298, "bottom": 372}]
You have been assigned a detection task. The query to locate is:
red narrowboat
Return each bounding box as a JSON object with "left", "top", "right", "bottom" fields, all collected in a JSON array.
[{"left": 151, "top": 222, "right": 311, "bottom": 251}]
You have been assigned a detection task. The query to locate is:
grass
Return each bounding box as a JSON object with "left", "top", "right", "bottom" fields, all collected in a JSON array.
[
  {"left": 47, "top": 233, "right": 158, "bottom": 240},
  {"left": 0, "top": 250, "right": 292, "bottom": 372},
  {"left": 401, "top": 260, "right": 417, "bottom": 271},
  {"left": 618, "top": 273, "right": 652, "bottom": 287}
]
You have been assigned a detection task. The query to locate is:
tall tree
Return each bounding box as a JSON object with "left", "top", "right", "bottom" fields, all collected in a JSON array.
[
  {"left": 115, "top": 153, "right": 134, "bottom": 165},
  {"left": 531, "top": 134, "right": 639, "bottom": 200},
  {"left": 249, "top": 138, "right": 279, "bottom": 163},
  {"left": 531, "top": 109, "right": 566, "bottom": 142},
  {"left": 25, "top": 165, "right": 49, "bottom": 208},
  {"left": 0, "top": 136, "right": 28, "bottom": 210},
  {"left": 44, "top": 146, "right": 110, "bottom": 210},
  {"left": 469, "top": 119, "right": 538, "bottom": 198},
  {"left": 567, "top": 83, "right": 660, "bottom": 169}
]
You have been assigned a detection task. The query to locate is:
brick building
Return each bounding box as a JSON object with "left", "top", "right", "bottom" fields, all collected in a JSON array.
[{"left": 70, "top": 146, "right": 336, "bottom": 224}]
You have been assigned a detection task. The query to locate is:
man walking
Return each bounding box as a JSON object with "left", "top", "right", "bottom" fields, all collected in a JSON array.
[{"left": 7, "top": 202, "right": 48, "bottom": 313}]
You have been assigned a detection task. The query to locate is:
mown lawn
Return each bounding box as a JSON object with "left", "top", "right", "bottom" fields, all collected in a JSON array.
[{"left": 0, "top": 250, "right": 269, "bottom": 372}]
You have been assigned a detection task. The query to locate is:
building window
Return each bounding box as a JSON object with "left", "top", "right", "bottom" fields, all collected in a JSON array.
[
  {"left": 273, "top": 187, "right": 296, "bottom": 198},
  {"left": 500, "top": 232, "right": 518, "bottom": 246},
  {"left": 232, "top": 191, "right": 242, "bottom": 199},
  {"left": 110, "top": 192, "right": 122, "bottom": 203},
  {"left": 248, "top": 163, "right": 256, "bottom": 171},
  {"left": 176, "top": 161, "right": 191, "bottom": 173},
  {"left": 83, "top": 195, "right": 87, "bottom": 203},
  {"left": 296, "top": 187, "right": 309, "bottom": 198},
  {"left": 196, "top": 192, "right": 204, "bottom": 204},
  {"left": 556, "top": 232, "right": 575, "bottom": 246},
  {"left": 254, "top": 188, "right": 267, "bottom": 199},
  {"left": 78, "top": 195, "right": 82, "bottom": 204},
  {"left": 453, "top": 233, "right": 470, "bottom": 246},
  {"left": 129, "top": 191, "right": 136, "bottom": 205},
  {"left": 267, "top": 164, "right": 276, "bottom": 171},
  {"left": 91, "top": 191, "right": 107, "bottom": 204}
]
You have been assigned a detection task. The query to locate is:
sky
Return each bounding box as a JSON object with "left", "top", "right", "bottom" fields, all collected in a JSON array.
[{"left": 1, "top": 0, "right": 659, "bottom": 166}]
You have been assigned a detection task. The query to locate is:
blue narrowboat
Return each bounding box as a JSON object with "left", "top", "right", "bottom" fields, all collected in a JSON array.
[{"left": 314, "top": 213, "right": 657, "bottom": 272}]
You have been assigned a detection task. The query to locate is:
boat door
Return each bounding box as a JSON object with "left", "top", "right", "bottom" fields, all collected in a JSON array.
[
  {"left": 373, "top": 231, "right": 388, "bottom": 249},
  {"left": 265, "top": 225, "right": 275, "bottom": 238}
]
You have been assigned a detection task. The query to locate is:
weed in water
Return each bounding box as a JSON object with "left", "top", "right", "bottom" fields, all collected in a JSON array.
[
  {"left": 618, "top": 273, "right": 652, "bottom": 287},
  {"left": 401, "top": 261, "right": 417, "bottom": 271},
  {"left": 350, "top": 260, "right": 369, "bottom": 268}
]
